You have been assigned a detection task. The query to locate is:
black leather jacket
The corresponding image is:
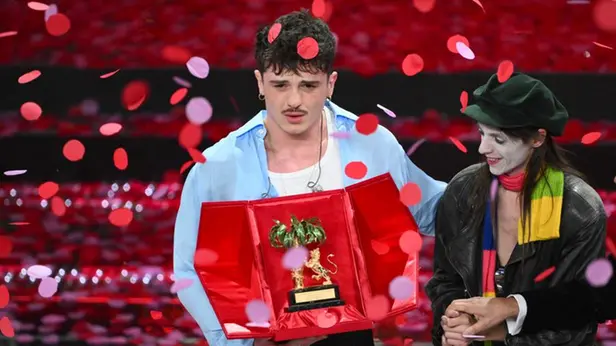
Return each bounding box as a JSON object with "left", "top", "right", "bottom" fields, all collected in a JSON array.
[{"left": 425, "top": 164, "right": 607, "bottom": 346}]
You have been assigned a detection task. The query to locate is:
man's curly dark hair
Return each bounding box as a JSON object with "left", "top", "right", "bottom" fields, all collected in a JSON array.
[{"left": 255, "top": 9, "right": 336, "bottom": 75}]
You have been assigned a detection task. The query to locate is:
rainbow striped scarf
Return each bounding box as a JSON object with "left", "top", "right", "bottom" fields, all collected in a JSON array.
[{"left": 481, "top": 167, "right": 564, "bottom": 345}]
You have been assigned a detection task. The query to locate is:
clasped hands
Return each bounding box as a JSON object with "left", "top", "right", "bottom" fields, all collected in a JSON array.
[{"left": 441, "top": 297, "right": 512, "bottom": 346}]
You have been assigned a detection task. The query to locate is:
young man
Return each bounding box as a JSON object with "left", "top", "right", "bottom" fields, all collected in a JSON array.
[{"left": 173, "top": 10, "right": 446, "bottom": 346}]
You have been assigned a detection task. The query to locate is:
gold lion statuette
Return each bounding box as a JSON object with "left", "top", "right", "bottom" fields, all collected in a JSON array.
[{"left": 304, "top": 248, "right": 338, "bottom": 285}]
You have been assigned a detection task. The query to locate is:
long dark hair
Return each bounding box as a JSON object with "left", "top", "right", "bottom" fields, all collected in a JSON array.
[{"left": 466, "top": 126, "right": 584, "bottom": 241}]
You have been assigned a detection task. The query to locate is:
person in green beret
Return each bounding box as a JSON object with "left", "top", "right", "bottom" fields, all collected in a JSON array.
[{"left": 424, "top": 73, "right": 607, "bottom": 346}]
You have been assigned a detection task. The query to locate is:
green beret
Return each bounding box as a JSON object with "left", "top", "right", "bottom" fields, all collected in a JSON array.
[{"left": 462, "top": 72, "right": 568, "bottom": 136}]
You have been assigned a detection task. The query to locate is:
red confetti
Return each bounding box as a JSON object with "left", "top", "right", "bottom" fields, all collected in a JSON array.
[
  {"left": 371, "top": 240, "right": 390, "bottom": 255},
  {"left": 268, "top": 23, "right": 282, "bottom": 44},
  {"left": 45, "top": 13, "right": 71, "bottom": 36},
  {"left": 356, "top": 113, "right": 379, "bottom": 135},
  {"left": 401, "top": 54, "right": 424, "bottom": 76},
  {"left": 195, "top": 248, "right": 219, "bottom": 266},
  {"left": 180, "top": 160, "right": 195, "bottom": 174},
  {"left": 108, "top": 208, "right": 134, "bottom": 227},
  {"left": 18, "top": 70, "right": 41, "bottom": 84},
  {"left": 534, "top": 266, "right": 556, "bottom": 282},
  {"left": 606, "top": 238, "right": 616, "bottom": 258},
  {"left": 51, "top": 196, "right": 66, "bottom": 216},
  {"left": 460, "top": 91, "right": 468, "bottom": 112},
  {"left": 170, "top": 88, "right": 188, "bottom": 105},
  {"left": 399, "top": 231, "right": 423, "bottom": 254},
  {"left": 99, "top": 122, "right": 122, "bottom": 136},
  {"left": 161, "top": 45, "right": 192, "bottom": 63},
  {"left": 0, "top": 317, "right": 14, "bottom": 338},
  {"left": 449, "top": 136, "right": 468, "bottom": 153},
  {"left": 0, "top": 236, "right": 12, "bottom": 258},
  {"left": 447, "top": 35, "right": 470, "bottom": 54},
  {"left": 179, "top": 123, "right": 202, "bottom": 148},
  {"left": 497, "top": 60, "right": 514, "bottom": 83},
  {"left": 297, "top": 37, "right": 319, "bottom": 60},
  {"left": 100, "top": 69, "right": 120, "bottom": 79},
  {"left": 592, "top": 41, "right": 614, "bottom": 50},
  {"left": 472, "top": 0, "right": 486, "bottom": 13},
  {"left": 0, "top": 285, "right": 8, "bottom": 308},
  {"left": 413, "top": 0, "right": 435, "bottom": 13},
  {"left": 38, "top": 181, "right": 59, "bottom": 199},
  {"left": 394, "top": 314, "right": 407, "bottom": 327},
  {"left": 581, "top": 132, "right": 602, "bottom": 145},
  {"left": 366, "top": 295, "right": 389, "bottom": 321},
  {"left": 8, "top": 222, "right": 28, "bottom": 226},
  {"left": 312, "top": 0, "right": 326, "bottom": 18},
  {"left": 187, "top": 148, "right": 206, "bottom": 163},
  {"left": 122, "top": 80, "right": 149, "bottom": 111},
  {"left": 400, "top": 183, "right": 422, "bottom": 207},
  {"left": 20, "top": 101, "right": 42, "bottom": 121},
  {"left": 63, "top": 139, "right": 85, "bottom": 161},
  {"left": 0, "top": 31, "right": 18, "bottom": 38},
  {"left": 150, "top": 311, "right": 163, "bottom": 320},
  {"left": 593, "top": 0, "right": 616, "bottom": 33},
  {"left": 114, "top": 148, "right": 128, "bottom": 170},
  {"left": 345, "top": 161, "right": 368, "bottom": 180}
]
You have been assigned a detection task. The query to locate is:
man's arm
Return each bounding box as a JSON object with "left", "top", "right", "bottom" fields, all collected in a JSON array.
[{"left": 174, "top": 164, "right": 254, "bottom": 346}]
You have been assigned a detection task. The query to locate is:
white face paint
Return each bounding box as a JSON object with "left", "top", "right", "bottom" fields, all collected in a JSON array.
[{"left": 477, "top": 123, "right": 533, "bottom": 176}]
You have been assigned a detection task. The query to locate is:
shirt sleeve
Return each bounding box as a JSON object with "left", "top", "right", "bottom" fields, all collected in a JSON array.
[{"left": 506, "top": 294, "right": 528, "bottom": 336}]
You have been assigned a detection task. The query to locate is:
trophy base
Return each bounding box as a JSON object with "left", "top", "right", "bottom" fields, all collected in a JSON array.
[{"left": 286, "top": 284, "right": 345, "bottom": 312}]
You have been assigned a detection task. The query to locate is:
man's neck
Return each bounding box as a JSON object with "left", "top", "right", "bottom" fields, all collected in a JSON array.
[{"left": 264, "top": 117, "right": 327, "bottom": 156}]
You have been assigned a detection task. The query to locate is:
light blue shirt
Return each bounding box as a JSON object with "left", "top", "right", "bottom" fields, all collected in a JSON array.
[{"left": 173, "top": 100, "right": 446, "bottom": 345}]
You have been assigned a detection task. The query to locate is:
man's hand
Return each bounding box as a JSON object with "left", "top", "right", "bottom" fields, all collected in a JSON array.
[
  {"left": 446, "top": 297, "right": 519, "bottom": 336},
  {"left": 254, "top": 336, "right": 326, "bottom": 346},
  {"left": 441, "top": 311, "right": 474, "bottom": 346}
]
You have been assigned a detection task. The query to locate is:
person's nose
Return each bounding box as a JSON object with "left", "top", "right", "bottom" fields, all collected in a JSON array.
[
  {"left": 286, "top": 88, "right": 302, "bottom": 110},
  {"left": 478, "top": 137, "right": 491, "bottom": 155}
]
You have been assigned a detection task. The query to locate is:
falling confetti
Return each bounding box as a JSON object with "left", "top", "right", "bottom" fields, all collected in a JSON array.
[
  {"left": 113, "top": 148, "right": 128, "bottom": 170},
  {"left": 186, "top": 97, "right": 213, "bottom": 125},
  {"left": 50, "top": 196, "right": 66, "bottom": 216},
  {"left": 607, "top": 238, "right": 616, "bottom": 257},
  {"left": 497, "top": 60, "right": 514, "bottom": 83},
  {"left": 399, "top": 183, "right": 422, "bottom": 207},
  {"left": 581, "top": 132, "right": 601, "bottom": 145},
  {"left": 0, "top": 31, "right": 18, "bottom": 38},
  {"left": 377, "top": 104, "right": 397, "bottom": 118},
  {"left": 173, "top": 76, "right": 192, "bottom": 88},
  {"left": 297, "top": 37, "right": 319, "bottom": 60},
  {"left": 460, "top": 91, "right": 468, "bottom": 112},
  {"left": 99, "top": 122, "right": 122, "bottom": 136},
  {"left": 585, "top": 258, "right": 613, "bottom": 287},
  {"left": 108, "top": 208, "right": 134, "bottom": 227},
  {"left": 27, "top": 265, "right": 52, "bottom": 279},
  {"left": 592, "top": 41, "right": 614, "bottom": 50},
  {"left": 449, "top": 136, "right": 468, "bottom": 153},
  {"left": 331, "top": 131, "right": 351, "bottom": 139},
  {"left": 38, "top": 181, "right": 59, "bottom": 199},
  {"left": 406, "top": 138, "right": 426, "bottom": 156},
  {"left": 456, "top": 42, "right": 475, "bottom": 60},
  {"left": 0, "top": 317, "right": 14, "bottom": 337},
  {"left": 0, "top": 285, "right": 8, "bottom": 308},
  {"left": 282, "top": 246, "right": 308, "bottom": 269},
  {"left": 371, "top": 240, "right": 390, "bottom": 255},
  {"left": 18, "top": 70, "right": 41, "bottom": 84},
  {"left": 399, "top": 230, "right": 423, "bottom": 254},
  {"left": 150, "top": 311, "right": 163, "bottom": 320},
  {"left": 162, "top": 45, "right": 192, "bottom": 63},
  {"left": 246, "top": 300, "right": 270, "bottom": 324},
  {"left": 170, "top": 278, "right": 194, "bottom": 294},
  {"left": 186, "top": 57, "right": 210, "bottom": 79},
  {"left": 268, "top": 23, "right": 282, "bottom": 43},
  {"left": 179, "top": 123, "right": 202, "bottom": 149},
  {"left": 472, "top": 0, "right": 486, "bottom": 13},
  {"left": 63, "top": 139, "right": 85, "bottom": 161},
  {"left": 447, "top": 35, "right": 470, "bottom": 54},
  {"left": 401, "top": 54, "right": 424, "bottom": 76},
  {"left": 312, "top": 0, "right": 326, "bottom": 18},
  {"left": 388, "top": 276, "right": 414, "bottom": 300},
  {"left": 413, "top": 0, "right": 436, "bottom": 13},
  {"left": 20, "top": 101, "right": 42, "bottom": 121},
  {"left": 3, "top": 169, "right": 27, "bottom": 176},
  {"left": 195, "top": 248, "right": 219, "bottom": 266},
  {"left": 593, "top": 0, "right": 616, "bottom": 33},
  {"left": 45, "top": 13, "right": 71, "bottom": 36},
  {"left": 0, "top": 237, "right": 12, "bottom": 258},
  {"left": 100, "top": 69, "right": 120, "bottom": 79},
  {"left": 180, "top": 160, "right": 194, "bottom": 174},
  {"left": 28, "top": 2, "right": 49, "bottom": 10},
  {"left": 44, "top": 4, "right": 57, "bottom": 21},
  {"left": 187, "top": 148, "right": 206, "bottom": 163},
  {"left": 534, "top": 266, "right": 556, "bottom": 282},
  {"left": 366, "top": 295, "right": 389, "bottom": 321},
  {"left": 356, "top": 113, "right": 379, "bottom": 135},
  {"left": 316, "top": 310, "right": 339, "bottom": 328},
  {"left": 170, "top": 88, "right": 188, "bottom": 105},
  {"left": 345, "top": 161, "right": 368, "bottom": 180},
  {"left": 121, "top": 80, "right": 149, "bottom": 111},
  {"left": 38, "top": 277, "right": 58, "bottom": 298}
]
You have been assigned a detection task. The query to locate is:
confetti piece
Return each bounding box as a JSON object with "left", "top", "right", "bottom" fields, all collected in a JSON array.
[
  {"left": 406, "top": 138, "right": 426, "bottom": 156},
  {"left": 607, "top": 238, "right": 616, "bottom": 257},
  {"left": 371, "top": 240, "right": 390, "bottom": 255},
  {"left": 180, "top": 160, "right": 194, "bottom": 174},
  {"left": 268, "top": 23, "right": 282, "bottom": 44},
  {"left": 113, "top": 148, "right": 128, "bottom": 170},
  {"left": 44, "top": 4, "right": 57, "bottom": 21},
  {"left": 388, "top": 276, "right": 414, "bottom": 300},
  {"left": 0, "top": 285, "right": 8, "bottom": 308},
  {"left": 331, "top": 131, "right": 350, "bottom": 139},
  {"left": 592, "top": 41, "right": 613, "bottom": 50},
  {"left": 99, "top": 122, "right": 122, "bottom": 136},
  {"left": 3, "top": 169, "right": 27, "bottom": 176},
  {"left": 38, "top": 181, "right": 59, "bottom": 199},
  {"left": 593, "top": 0, "right": 616, "bottom": 33},
  {"left": 463, "top": 335, "right": 486, "bottom": 339},
  {"left": 195, "top": 248, "right": 219, "bottom": 266},
  {"left": 170, "top": 88, "right": 188, "bottom": 105},
  {"left": 413, "top": 0, "right": 435, "bottom": 13},
  {"left": 20, "top": 101, "right": 42, "bottom": 121},
  {"left": 282, "top": 246, "right": 308, "bottom": 270},
  {"left": 312, "top": 0, "right": 326, "bottom": 18},
  {"left": 316, "top": 310, "right": 339, "bottom": 328},
  {"left": 161, "top": 45, "right": 192, "bottom": 63},
  {"left": 108, "top": 208, "right": 133, "bottom": 227},
  {"left": 38, "top": 277, "right": 58, "bottom": 298},
  {"left": 472, "top": 0, "right": 486, "bottom": 13},
  {"left": 121, "top": 80, "right": 149, "bottom": 111},
  {"left": 63, "top": 139, "right": 85, "bottom": 161},
  {"left": 50, "top": 196, "right": 65, "bottom": 216},
  {"left": 400, "top": 183, "right": 422, "bottom": 207},
  {"left": 0, "top": 317, "right": 14, "bottom": 337},
  {"left": 345, "top": 161, "right": 368, "bottom": 180},
  {"left": 399, "top": 230, "right": 423, "bottom": 254},
  {"left": 460, "top": 91, "right": 468, "bottom": 112},
  {"left": 28, "top": 2, "right": 49, "bottom": 10},
  {"left": 497, "top": 60, "right": 514, "bottom": 83},
  {"left": 179, "top": 123, "right": 202, "bottom": 148},
  {"left": 377, "top": 104, "right": 397, "bottom": 118},
  {"left": 0, "top": 31, "right": 18, "bottom": 38},
  {"left": 534, "top": 266, "right": 556, "bottom": 282},
  {"left": 9, "top": 222, "right": 28, "bottom": 226},
  {"left": 187, "top": 148, "right": 206, "bottom": 163},
  {"left": 581, "top": 132, "right": 601, "bottom": 145},
  {"left": 356, "top": 113, "right": 379, "bottom": 135},
  {"left": 170, "top": 278, "right": 194, "bottom": 294},
  {"left": 0, "top": 237, "right": 12, "bottom": 258},
  {"left": 27, "top": 265, "right": 52, "bottom": 279},
  {"left": 186, "top": 57, "right": 210, "bottom": 79},
  {"left": 100, "top": 69, "right": 119, "bottom": 79},
  {"left": 490, "top": 178, "right": 498, "bottom": 201},
  {"left": 246, "top": 299, "right": 270, "bottom": 324},
  {"left": 186, "top": 97, "right": 213, "bottom": 125},
  {"left": 297, "top": 37, "right": 319, "bottom": 60},
  {"left": 45, "top": 13, "right": 70, "bottom": 36},
  {"left": 586, "top": 258, "right": 613, "bottom": 287},
  {"left": 18, "top": 70, "right": 41, "bottom": 84},
  {"left": 456, "top": 42, "right": 475, "bottom": 60},
  {"left": 449, "top": 136, "right": 468, "bottom": 153},
  {"left": 150, "top": 311, "right": 163, "bottom": 320},
  {"left": 394, "top": 314, "right": 407, "bottom": 327},
  {"left": 366, "top": 295, "right": 389, "bottom": 321},
  {"left": 401, "top": 54, "right": 424, "bottom": 76},
  {"left": 173, "top": 76, "right": 192, "bottom": 88},
  {"left": 447, "top": 35, "right": 470, "bottom": 54}
]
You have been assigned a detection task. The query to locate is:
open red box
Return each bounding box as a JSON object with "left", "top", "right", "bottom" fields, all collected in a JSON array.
[{"left": 194, "top": 173, "right": 419, "bottom": 341}]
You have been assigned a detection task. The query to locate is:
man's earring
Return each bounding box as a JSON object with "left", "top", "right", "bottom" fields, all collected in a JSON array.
[{"left": 258, "top": 93, "right": 265, "bottom": 101}]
